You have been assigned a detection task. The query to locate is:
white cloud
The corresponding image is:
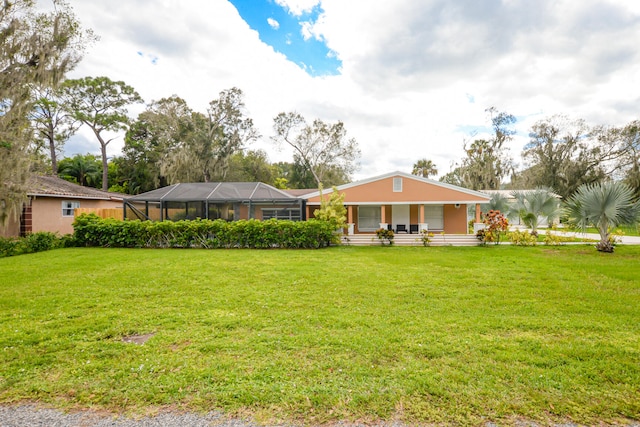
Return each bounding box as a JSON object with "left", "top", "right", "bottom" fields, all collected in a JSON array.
[
  {"left": 63, "top": 0, "right": 640, "bottom": 182},
  {"left": 267, "top": 18, "right": 279, "bottom": 30},
  {"left": 274, "top": 0, "right": 320, "bottom": 16}
]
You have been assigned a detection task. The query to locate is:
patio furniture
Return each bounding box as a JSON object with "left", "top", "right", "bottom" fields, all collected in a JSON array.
[
  {"left": 410, "top": 224, "right": 419, "bottom": 234},
  {"left": 396, "top": 224, "right": 408, "bottom": 233}
]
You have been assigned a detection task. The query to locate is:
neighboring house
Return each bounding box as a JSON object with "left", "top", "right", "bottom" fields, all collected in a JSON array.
[
  {"left": 1, "top": 175, "right": 125, "bottom": 238},
  {"left": 123, "top": 182, "right": 305, "bottom": 221},
  {"left": 302, "top": 171, "right": 491, "bottom": 235},
  {"left": 120, "top": 172, "right": 490, "bottom": 235}
]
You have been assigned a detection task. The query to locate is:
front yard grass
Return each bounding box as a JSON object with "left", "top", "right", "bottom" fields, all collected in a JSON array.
[{"left": 1, "top": 246, "right": 639, "bottom": 425}]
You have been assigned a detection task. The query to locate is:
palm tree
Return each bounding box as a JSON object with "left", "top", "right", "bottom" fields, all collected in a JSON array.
[
  {"left": 565, "top": 181, "right": 640, "bottom": 252},
  {"left": 511, "top": 188, "right": 561, "bottom": 236},
  {"left": 412, "top": 159, "right": 438, "bottom": 178},
  {"left": 58, "top": 154, "right": 102, "bottom": 187}
]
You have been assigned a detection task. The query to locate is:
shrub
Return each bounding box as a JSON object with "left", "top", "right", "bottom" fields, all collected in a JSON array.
[
  {"left": 0, "top": 232, "right": 66, "bottom": 258},
  {"left": 508, "top": 230, "right": 538, "bottom": 246},
  {"left": 72, "top": 214, "right": 335, "bottom": 249},
  {"left": 478, "top": 210, "right": 509, "bottom": 245},
  {"left": 375, "top": 228, "right": 394, "bottom": 245},
  {"left": 420, "top": 229, "right": 434, "bottom": 247}
]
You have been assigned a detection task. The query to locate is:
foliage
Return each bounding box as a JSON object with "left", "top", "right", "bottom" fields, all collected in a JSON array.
[
  {"left": 511, "top": 188, "right": 561, "bottom": 236},
  {"left": 507, "top": 230, "right": 538, "bottom": 246},
  {"left": 272, "top": 112, "right": 360, "bottom": 187},
  {"left": 0, "top": 231, "right": 69, "bottom": 257},
  {"left": 0, "top": 0, "right": 90, "bottom": 226},
  {"left": 420, "top": 229, "right": 434, "bottom": 246},
  {"left": 72, "top": 214, "right": 334, "bottom": 249},
  {"left": 225, "top": 149, "right": 277, "bottom": 184},
  {"left": 30, "top": 85, "right": 79, "bottom": 172},
  {"left": 565, "top": 181, "right": 640, "bottom": 252},
  {"left": 519, "top": 115, "right": 620, "bottom": 199},
  {"left": 313, "top": 186, "right": 347, "bottom": 244},
  {"left": 617, "top": 120, "right": 640, "bottom": 199},
  {"left": 61, "top": 76, "right": 143, "bottom": 191},
  {"left": 1, "top": 246, "right": 640, "bottom": 425},
  {"left": 543, "top": 229, "right": 565, "bottom": 246},
  {"left": 443, "top": 108, "right": 515, "bottom": 190},
  {"left": 411, "top": 158, "right": 438, "bottom": 178},
  {"left": 57, "top": 153, "right": 101, "bottom": 187},
  {"left": 477, "top": 209, "right": 509, "bottom": 244},
  {"left": 375, "top": 228, "right": 394, "bottom": 245}
]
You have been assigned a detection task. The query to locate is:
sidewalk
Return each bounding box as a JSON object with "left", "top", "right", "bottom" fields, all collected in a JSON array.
[{"left": 512, "top": 227, "right": 640, "bottom": 245}]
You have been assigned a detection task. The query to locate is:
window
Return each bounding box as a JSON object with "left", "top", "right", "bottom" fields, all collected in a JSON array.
[
  {"left": 358, "top": 205, "right": 381, "bottom": 232},
  {"left": 393, "top": 177, "right": 403, "bottom": 192},
  {"left": 262, "top": 208, "right": 301, "bottom": 221},
  {"left": 62, "top": 201, "right": 80, "bottom": 217},
  {"left": 424, "top": 204, "right": 444, "bottom": 229}
]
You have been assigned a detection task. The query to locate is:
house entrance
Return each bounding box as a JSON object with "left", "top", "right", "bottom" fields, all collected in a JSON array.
[{"left": 392, "top": 205, "right": 410, "bottom": 232}]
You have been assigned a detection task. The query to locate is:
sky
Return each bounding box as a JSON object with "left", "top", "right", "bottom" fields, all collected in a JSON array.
[{"left": 57, "top": 0, "right": 640, "bottom": 181}]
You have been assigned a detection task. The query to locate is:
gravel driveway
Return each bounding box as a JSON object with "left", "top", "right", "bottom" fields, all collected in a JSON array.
[{"left": 2, "top": 404, "right": 639, "bottom": 427}]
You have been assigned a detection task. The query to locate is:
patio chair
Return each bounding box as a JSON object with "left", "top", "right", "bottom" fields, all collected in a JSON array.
[
  {"left": 396, "top": 224, "right": 408, "bottom": 233},
  {"left": 409, "top": 224, "right": 419, "bottom": 234}
]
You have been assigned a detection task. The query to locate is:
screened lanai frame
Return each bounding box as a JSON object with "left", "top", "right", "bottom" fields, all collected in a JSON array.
[{"left": 123, "top": 182, "right": 307, "bottom": 222}]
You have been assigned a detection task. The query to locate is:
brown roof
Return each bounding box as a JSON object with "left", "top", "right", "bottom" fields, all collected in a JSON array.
[{"left": 28, "top": 175, "right": 125, "bottom": 200}]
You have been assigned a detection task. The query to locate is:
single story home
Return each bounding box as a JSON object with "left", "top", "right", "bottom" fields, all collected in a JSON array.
[
  {"left": 1, "top": 175, "right": 125, "bottom": 238},
  {"left": 302, "top": 171, "right": 491, "bottom": 235},
  {"left": 122, "top": 172, "right": 490, "bottom": 235}
]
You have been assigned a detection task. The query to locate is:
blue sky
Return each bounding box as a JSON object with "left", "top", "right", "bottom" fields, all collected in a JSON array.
[{"left": 229, "top": 0, "right": 341, "bottom": 76}]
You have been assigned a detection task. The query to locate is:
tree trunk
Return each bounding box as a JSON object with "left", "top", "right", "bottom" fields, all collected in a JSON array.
[{"left": 48, "top": 122, "right": 57, "bottom": 173}]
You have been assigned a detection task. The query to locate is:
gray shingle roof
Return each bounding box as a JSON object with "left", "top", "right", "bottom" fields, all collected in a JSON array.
[{"left": 28, "top": 175, "right": 125, "bottom": 200}]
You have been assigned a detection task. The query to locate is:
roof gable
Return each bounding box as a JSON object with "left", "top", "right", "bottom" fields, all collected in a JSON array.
[{"left": 304, "top": 171, "right": 491, "bottom": 204}]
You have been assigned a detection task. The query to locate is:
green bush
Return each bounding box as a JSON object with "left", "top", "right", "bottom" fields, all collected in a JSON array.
[
  {"left": 72, "top": 214, "right": 334, "bottom": 249},
  {"left": 0, "top": 232, "right": 67, "bottom": 258},
  {"left": 508, "top": 230, "right": 538, "bottom": 246}
]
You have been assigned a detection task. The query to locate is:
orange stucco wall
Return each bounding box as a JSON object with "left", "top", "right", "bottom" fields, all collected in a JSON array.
[
  {"left": 443, "top": 204, "right": 468, "bottom": 234},
  {"left": 31, "top": 197, "right": 122, "bottom": 235},
  {"left": 306, "top": 175, "right": 487, "bottom": 203}
]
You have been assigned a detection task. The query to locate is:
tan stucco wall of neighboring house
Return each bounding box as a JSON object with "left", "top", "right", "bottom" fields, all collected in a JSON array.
[
  {"left": 31, "top": 197, "right": 122, "bottom": 235},
  {"left": 443, "top": 204, "right": 469, "bottom": 234}
]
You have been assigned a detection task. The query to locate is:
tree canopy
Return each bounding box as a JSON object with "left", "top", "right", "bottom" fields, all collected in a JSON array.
[
  {"left": 1, "top": 0, "right": 90, "bottom": 226},
  {"left": 272, "top": 112, "right": 360, "bottom": 188}
]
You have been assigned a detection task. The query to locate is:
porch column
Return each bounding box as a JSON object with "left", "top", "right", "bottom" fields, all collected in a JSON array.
[
  {"left": 379, "top": 205, "right": 388, "bottom": 230},
  {"left": 475, "top": 203, "right": 482, "bottom": 223},
  {"left": 419, "top": 204, "right": 428, "bottom": 233},
  {"left": 347, "top": 205, "right": 354, "bottom": 235}
]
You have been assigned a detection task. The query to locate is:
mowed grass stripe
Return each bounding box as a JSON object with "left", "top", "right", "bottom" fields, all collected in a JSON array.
[{"left": 0, "top": 246, "right": 639, "bottom": 425}]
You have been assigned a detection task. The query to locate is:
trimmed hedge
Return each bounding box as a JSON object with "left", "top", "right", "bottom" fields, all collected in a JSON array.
[
  {"left": 0, "top": 232, "right": 73, "bottom": 258},
  {"left": 72, "top": 214, "right": 335, "bottom": 249}
]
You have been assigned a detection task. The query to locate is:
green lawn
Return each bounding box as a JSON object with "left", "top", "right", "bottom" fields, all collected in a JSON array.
[{"left": 1, "top": 246, "right": 639, "bottom": 425}]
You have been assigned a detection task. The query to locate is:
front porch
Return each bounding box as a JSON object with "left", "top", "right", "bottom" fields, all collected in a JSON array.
[{"left": 341, "top": 233, "right": 480, "bottom": 246}]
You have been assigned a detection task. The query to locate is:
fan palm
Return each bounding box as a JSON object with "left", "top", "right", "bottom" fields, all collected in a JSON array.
[
  {"left": 412, "top": 159, "right": 438, "bottom": 178},
  {"left": 565, "top": 181, "right": 640, "bottom": 252},
  {"left": 511, "top": 188, "right": 561, "bottom": 235}
]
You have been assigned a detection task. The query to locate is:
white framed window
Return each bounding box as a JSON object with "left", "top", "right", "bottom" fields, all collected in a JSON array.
[
  {"left": 393, "top": 177, "right": 403, "bottom": 192},
  {"left": 424, "top": 204, "right": 444, "bottom": 229},
  {"left": 358, "top": 205, "right": 381, "bottom": 232},
  {"left": 62, "top": 201, "right": 80, "bottom": 217}
]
